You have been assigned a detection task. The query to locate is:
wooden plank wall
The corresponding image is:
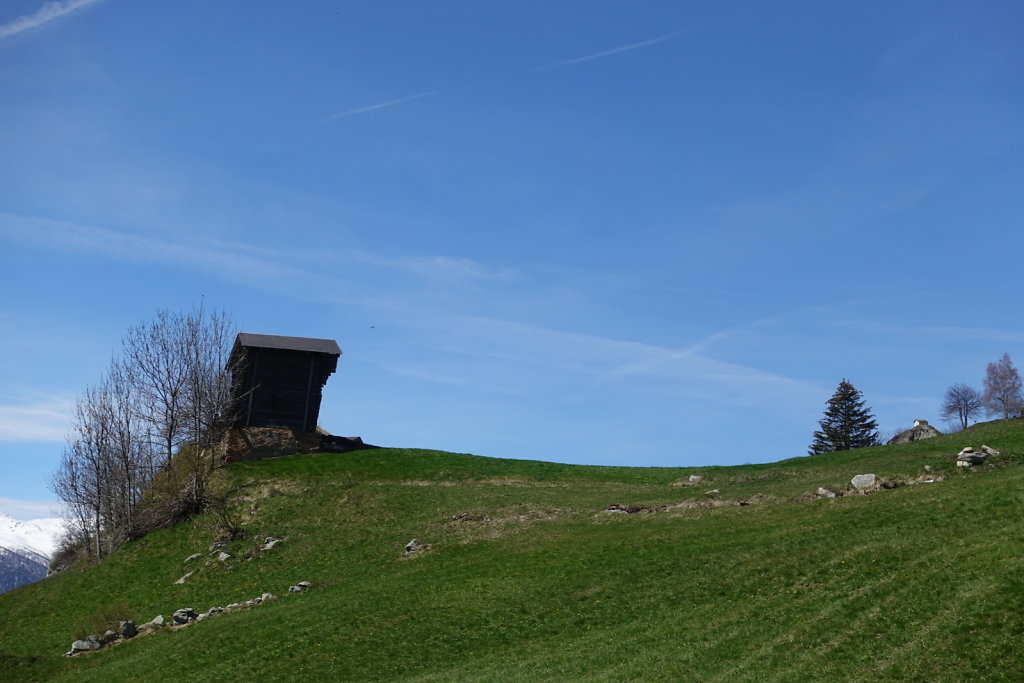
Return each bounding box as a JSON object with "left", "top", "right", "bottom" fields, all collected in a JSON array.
[{"left": 232, "top": 348, "right": 336, "bottom": 432}]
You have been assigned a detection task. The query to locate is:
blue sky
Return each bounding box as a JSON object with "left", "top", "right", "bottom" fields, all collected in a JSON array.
[{"left": 1, "top": 0, "right": 1022, "bottom": 518}]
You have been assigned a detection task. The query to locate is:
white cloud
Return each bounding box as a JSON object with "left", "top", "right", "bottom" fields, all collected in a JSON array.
[
  {"left": 0, "top": 0, "right": 105, "bottom": 41},
  {"left": 0, "top": 497, "right": 64, "bottom": 521},
  {"left": 0, "top": 395, "right": 73, "bottom": 442}
]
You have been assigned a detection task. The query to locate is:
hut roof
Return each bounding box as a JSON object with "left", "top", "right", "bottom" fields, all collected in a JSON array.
[{"left": 234, "top": 333, "right": 342, "bottom": 356}]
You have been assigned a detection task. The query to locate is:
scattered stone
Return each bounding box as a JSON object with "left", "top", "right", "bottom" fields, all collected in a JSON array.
[
  {"left": 923, "top": 465, "right": 932, "bottom": 472},
  {"left": 119, "top": 620, "right": 137, "bottom": 639},
  {"left": 226, "top": 603, "right": 241, "bottom": 610},
  {"left": 209, "top": 541, "right": 225, "bottom": 552},
  {"left": 851, "top": 474, "right": 877, "bottom": 489},
  {"left": 705, "top": 489, "right": 720, "bottom": 495},
  {"left": 688, "top": 474, "right": 704, "bottom": 484},
  {"left": 404, "top": 539, "right": 423, "bottom": 556},
  {"left": 604, "top": 503, "right": 666, "bottom": 514},
  {"left": 816, "top": 487, "right": 838, "bottom": 499},
  {"left": 148, "top": 615, "right": 165, "bottom": 628},
  {"left": 957, "top": 447, "right": 987, "bottom": 466},
  {"left": 174, "top": 571, "right": 194, "bottom": 585},
  {"left": 184, "top": 553, "right": 202, "bottom": 563},
  {"left": 172, "top": 608, "right": 198, "bottom": 625},
  {"left": 196, "top": 613, "right": 208, "bottom": 622},
  {"left": 100, "top": 630, "right": 118, "bottom": 645},
  {"left": 70, "top": 638, "right": 101, "bottom": 654},
  {"left": 981, "top": 445, "right": 1002, "bottom": 457},
  {"left": 208, "top": 606, "right": 225, "bottom": 614},
  {"left": 261, "top": 593, "right": 276, "bottom": 602},
  {"left": 261, "top": 537, "right": 282, "bottom": 551},
  {"left": 216, "top": 551, "right": 232, "bottom": 562}
]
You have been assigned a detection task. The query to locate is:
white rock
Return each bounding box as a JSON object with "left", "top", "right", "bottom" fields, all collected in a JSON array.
[
  {"left": 816, "top": 487, "right": 837, "bottom": 498},
  {"left": 851, "top": 474, "right": 877, "bottom": 489},
  {"left": 174, "top": 571, "right": 193, "bottom": 585}
]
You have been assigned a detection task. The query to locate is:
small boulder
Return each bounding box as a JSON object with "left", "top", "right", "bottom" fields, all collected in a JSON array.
[
  {"left": 957, "top": 447, "right": 987, "bottom": 466},
  {"left": 71, "top": 638, "right": 101, "bottom": 654},
  {"left": 851, "top": 474, "right": 877, "bottom": 489},
  {"left": 146, "top": 615, "right": 165, "bottom": 628},
  {"left": 208, "top": 607, "right": 225, "bottom": 615},
  {"left": 226, "top": 603, "right": 241, "bottom": 610},
  {"left": 172, "top": 608, "right": 198, "bottom": 625},
  {"left": 119, "top": 619, "right": 137, "bottom": 639},
  {"left": 216, "top": 551, "right": 232, "bottom": 562},
  {"left": 404, "top": 539, "right": 423, "bottom": 556},
  {"left": 174, "top": 571, "right": 193, "bottom": 585},
  {"left": 816, "top": 487, "right": 838, "bottom": 499},
  {"left": 261, "top": 537, "right": 282, "bottom": 551},
  {"left": 99, "top": 630, "right": 119, "bottom": 645},
  {"left": 261, "top": 593, "right": 276, "bottom": 602},
  {"left": 688, "top": 474, "right": 704, "bottom": 484},
  {"left": 980, "top": 445, "right": 1002, "bottom": 457}
]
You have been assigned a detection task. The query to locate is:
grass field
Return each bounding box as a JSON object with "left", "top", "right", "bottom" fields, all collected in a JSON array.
[{"left": 2, "top": 420, "right": 1023, "bottom": 681}]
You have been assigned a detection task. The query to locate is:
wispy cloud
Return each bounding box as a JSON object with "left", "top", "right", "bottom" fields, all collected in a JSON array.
[
  {"left": 835, "top": 321, "right": 1024, "bottom": 344},
  {"left": 0, "top": 395, "right": 74, "bottom": 442},
  {"left": 419, "top": 315, "right": 817, "bottom": 408},
  {"left": 0, "top": 211, "right": 310, "bottom": 288},
  {"left": 0, "top": 0, "right": 105, "bottom": 41},
  {"left": 538, "top": 32, "right": 680, "bottom": 70},
  {"left": 318, "top": 89, "right": 445, "bottom": 123},
  {"left": 0, "top": 497, "right": 65, "bottom": 521},
  {"left": 0, "top": 211, "right": 507, "bottom": 306},
  {"left": 352, "top": 251, "right": 514, "bottom": 284}
]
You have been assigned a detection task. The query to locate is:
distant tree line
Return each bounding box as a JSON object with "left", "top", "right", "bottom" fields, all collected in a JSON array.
[
  {"left": 50, "top": 307, "right": 237, "bottom": 561},
  {"left": 810, "top": 353, "right": 1024, "bottom": 456}
]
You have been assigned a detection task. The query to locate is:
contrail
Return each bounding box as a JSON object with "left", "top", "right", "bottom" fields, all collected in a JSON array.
[
  {"left": 0, "top": 0, "right": 105, "bottom": 41},
  {"left": 538, "top": 32, "right": 680, "bottom": 70},
  {"left": 317, "top": 89, "right": 445, "bottom": 124}
]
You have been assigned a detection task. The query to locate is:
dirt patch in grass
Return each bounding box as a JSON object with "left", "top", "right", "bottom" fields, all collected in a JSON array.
[{"left": 443, "top": 504, "right": 570, "bottom": 544}]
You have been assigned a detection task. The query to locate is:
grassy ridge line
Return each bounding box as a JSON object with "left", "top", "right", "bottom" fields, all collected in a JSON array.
[{"left": 0, "top": 420, "right": 1021, "bottom": 681}]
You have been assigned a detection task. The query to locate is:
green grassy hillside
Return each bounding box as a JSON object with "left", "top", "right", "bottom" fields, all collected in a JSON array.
[{"left": 2, "top": 421, "right": 1023, "bottom": 681}]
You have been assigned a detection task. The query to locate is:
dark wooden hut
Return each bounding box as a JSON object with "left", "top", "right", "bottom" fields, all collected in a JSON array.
[{"left": 228, "top": 333, "right": 342, "bottom": 432}]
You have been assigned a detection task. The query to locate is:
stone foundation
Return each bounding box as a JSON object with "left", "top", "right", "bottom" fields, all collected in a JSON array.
[{"left": 223, "top": 427, "right": 373, "bottom": 462}]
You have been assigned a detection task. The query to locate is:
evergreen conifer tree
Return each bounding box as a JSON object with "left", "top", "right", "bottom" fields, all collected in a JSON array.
[{"left": 808, "top": 379, "right": 879, "bottom": 455}]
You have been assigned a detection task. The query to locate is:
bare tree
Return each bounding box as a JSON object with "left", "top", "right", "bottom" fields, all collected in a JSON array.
[
  {"left": 982, "top": 353, "right": 1023, "bottom": 419},
  {"left": 50, "top": 306, "right": 237, "bottom": 561},
  {"left": 940, "top": 383, "right": 984, "bottom": 430}
]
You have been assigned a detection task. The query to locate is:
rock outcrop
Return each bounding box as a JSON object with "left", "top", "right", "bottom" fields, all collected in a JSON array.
[{"left": 888, "top": 419, "right": 942, "bottom": 444}]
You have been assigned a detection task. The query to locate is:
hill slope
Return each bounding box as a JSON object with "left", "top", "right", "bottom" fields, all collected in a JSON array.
[{"left": 1, "top": 421, "right": 1023, "bottom": 681}]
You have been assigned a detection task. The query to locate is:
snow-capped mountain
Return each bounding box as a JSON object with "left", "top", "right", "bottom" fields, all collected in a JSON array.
[
  {"left": 0, "top": 512, "right": 66, "bottom": 594},
  {"left": 0, "top": 546, "right": 49, "bottom": 593},
  {"left": 0, "top": 512, "right": 65, "bottom": 558}
]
